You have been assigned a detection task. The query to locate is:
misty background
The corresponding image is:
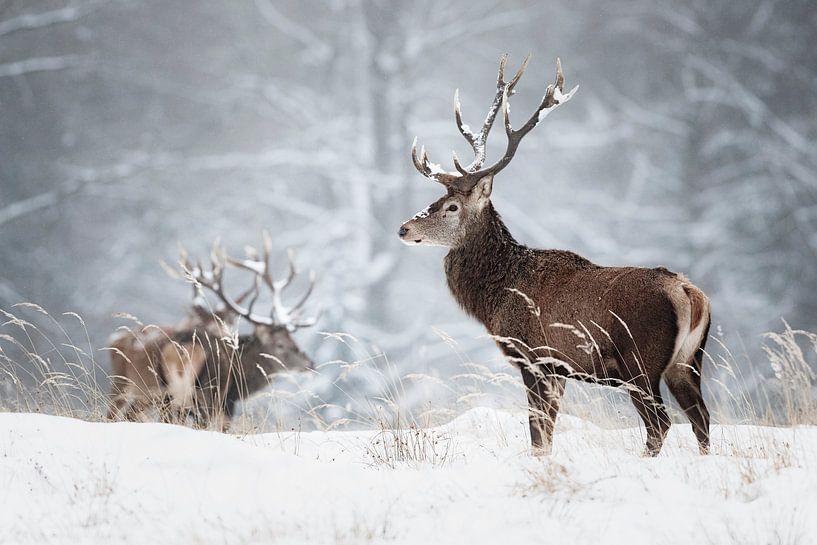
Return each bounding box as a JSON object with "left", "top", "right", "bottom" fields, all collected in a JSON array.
[{"left": 1, "top": 0, "right": 816, "bottom": 419}]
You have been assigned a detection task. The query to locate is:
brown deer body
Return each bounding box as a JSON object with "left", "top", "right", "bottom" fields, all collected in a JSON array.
[
  {"left": 107, "top": 298, "right": 240, "bottom": 421},
  {"left": 399, "top": 56, "right": 711, "bottom": 456}
]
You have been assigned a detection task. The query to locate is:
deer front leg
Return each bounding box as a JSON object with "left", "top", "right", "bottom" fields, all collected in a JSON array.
[{"left": 520, "top": 364, "right": 565, "bottom": 455}]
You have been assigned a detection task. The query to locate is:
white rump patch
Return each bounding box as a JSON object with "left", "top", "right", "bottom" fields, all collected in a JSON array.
[{"left": 669, "top": 284, "right": 708, "bottom": 370}]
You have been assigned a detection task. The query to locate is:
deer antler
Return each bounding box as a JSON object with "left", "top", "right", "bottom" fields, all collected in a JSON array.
[
  {"left": 180, "top": 242, "right": 275, "bottom": 327},
  {"left": 226, "top": 232, "right": 319, "bottom": 331},
  {"left": 411, "top": 55, "right": 578, "bottom": 193}
]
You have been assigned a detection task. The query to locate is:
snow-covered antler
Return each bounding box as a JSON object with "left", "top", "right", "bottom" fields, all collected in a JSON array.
[
  {"left": 226, "top": 232, "right": 318, "bottom": 330},
  {"left": 411, "top": 55, "right": 578, "bottom": 193},
  {"left": 180, "top": 241, "right": 273, "bottom": 327}
]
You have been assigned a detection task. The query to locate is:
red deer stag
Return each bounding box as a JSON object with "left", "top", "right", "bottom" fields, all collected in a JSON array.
[
  {"left": 180, "top": 236, "right": 317, "bottom": 430},
  {"left": 398, "top": 55, "right": 711, "bottom": 456},
  {"left": 107, "top": 281, "right": 251, "bottom": 421}
]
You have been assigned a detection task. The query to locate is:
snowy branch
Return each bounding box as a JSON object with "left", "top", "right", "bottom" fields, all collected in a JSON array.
[
  {"left": 0, "top": 55, "right": 83, "bottom": 78},
  {"left": 0, "top": 4, "right": 96, "bottom": 37},
  {"left": 253, "top": 0, "right": 331, "bottom": 62}
]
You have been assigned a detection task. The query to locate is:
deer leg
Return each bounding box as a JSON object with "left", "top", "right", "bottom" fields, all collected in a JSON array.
[
  {"left": 664, "top": 353, "right": 710, "bottom": 454},
  {"left": 628, "top": 381, "right": 671, "bottom": 457},
  {"left": 520, "top": 365, "right": 565, "bottom": 455}
]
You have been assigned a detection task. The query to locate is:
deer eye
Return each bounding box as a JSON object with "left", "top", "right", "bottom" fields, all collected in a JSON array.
[{"left": 447, "top": 204, "right": 458, "bottom": 212}]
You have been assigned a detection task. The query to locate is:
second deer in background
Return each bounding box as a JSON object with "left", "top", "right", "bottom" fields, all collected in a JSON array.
[
  {"left": 107, "top": 282, "right": 251, "bottom": 421},
  {"left": 180, "top": 235, "right": 318, "bottom": 430}
]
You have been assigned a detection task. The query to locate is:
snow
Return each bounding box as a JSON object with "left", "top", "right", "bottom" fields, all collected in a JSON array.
[
  {"left": 1, "top": 409, "right": 816, "bottom": 544},
  {"left": 538, "top": 84, "right": 580, "bottom": 123}
]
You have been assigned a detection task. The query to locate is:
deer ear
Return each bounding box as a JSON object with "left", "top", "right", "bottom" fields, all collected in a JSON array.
[{"left": 474, "top": 175, "right": 493, "bottom": 203}]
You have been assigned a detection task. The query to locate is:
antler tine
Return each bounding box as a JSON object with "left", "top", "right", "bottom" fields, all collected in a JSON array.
[
  {"left": 209, "top": 239, "right": 226, "bottom": 281},
  {"left": 410, "top": 137, "right": 433, "bottom": 177},
  {"left": 454, "top": 88, "right": 476, "bottom": 147},
  {"left": 502, "top": 85, "right": 513, "bottom": 135},
  {"left": 221, "top": 236, "right": 318, "bottom": 327},
  {"left": 234, "top": 276, "right": 259, "bottom": 305},
  {"left": 466, "top": 57, "right": 578, "bottom": 184},
  {"left": 452, "top": 150, "right": 469, "bottom": 175},
  {"left": 506, "top": 53, "right": 530, "bottom": 95},
  {"left": 411, "top": 136, "right": 464, "bottom": 187},
  {"left": 289, "top": 307, "right": 322, "bottom": 331},
  {"left": 181, "top": 241, "right": 274, "bottom": 327},
  {"left": 242, "top": 276, "right": 262, "bottom": 316},
  {"left": 263, "top": 249, "right": 288, "bottom": 324},
  {"left": 261, "top": 231, "right": 275, "bottom": 290},
  {"left": 228, "top": 238, "right": 275, "bottom": 291},
  {"left": 410, "top": 138, "right": 423, "bottom": 173},
  {"left": 270, "top": 248, "right": 294, "bottom": 292},
  {"left": 287, "top": 269, "right": 316, "bottom": 317},
  {"left": 511, "top": 57, "right": 577, "bottom": 138},
  {"left": 464, "top": 53, "right": 520, "bottom": 172}
]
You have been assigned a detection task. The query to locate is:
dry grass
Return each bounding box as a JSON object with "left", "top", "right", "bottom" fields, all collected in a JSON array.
[
  {"left": 0, "top": 304, "right": 109, "bottom": 419},
  {"left": 364, "top": 412, "right": 454, "bottom": 468},
  {"left": 518, "top": 458, "right": 582, "bottom": 496},
  {"left": 1, "top": 302, "right": 816, "bottom": 464},
  {"left": 2, "top": 303, "right": 817, "bottom": 545}
]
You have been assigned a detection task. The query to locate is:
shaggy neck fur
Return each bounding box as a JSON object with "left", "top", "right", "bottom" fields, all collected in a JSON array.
[{"left": 444, "top": 203, "right": 533, "bottom": 326}]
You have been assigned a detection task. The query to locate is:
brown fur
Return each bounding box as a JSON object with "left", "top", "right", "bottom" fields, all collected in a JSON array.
[
  {"left": 190, "top": 326, "right": 313, "bottom": 430},
  {"left": 408, "top": 199, "right": 712, "bottom": 456},
  {"left": 106, "top": 311, "right": 236, "bottom": 422},
  {"left": 107, "top": 326, "right": 181, "bottom": 421}
]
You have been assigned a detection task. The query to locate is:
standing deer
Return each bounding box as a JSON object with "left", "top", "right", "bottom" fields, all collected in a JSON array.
[
  {"left": 398, "top": 55, "right": 711, "bottom": 456},
  {"left": 180, "top": 236, "right": 317, "bottom": 430},
  {"left": 107, "top": 282, "right": 250, "bottom": 421}
]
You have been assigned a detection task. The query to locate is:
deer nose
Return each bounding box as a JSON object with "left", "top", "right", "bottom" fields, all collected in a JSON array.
[{"left": 398, "top": 226, "right": 408, "bottom": 237}]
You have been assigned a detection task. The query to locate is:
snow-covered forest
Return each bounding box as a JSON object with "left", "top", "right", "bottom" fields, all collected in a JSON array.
[
  {"left": 0, "top": 0, "right": 816, "bottom": 415},
  {"left": 2, "top": 2, "right": 817, "bottom": 543},
  {"left": 2, "top": 0, "right": 816, "bottom": 371}
]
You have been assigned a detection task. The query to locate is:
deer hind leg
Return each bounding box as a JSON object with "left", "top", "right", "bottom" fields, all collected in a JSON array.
[
  {"left": 664, "top": 321, "right": 711, "bottom": 454},
  {"left": 521, "top": 364, "right": 565, "bottom": 455}
]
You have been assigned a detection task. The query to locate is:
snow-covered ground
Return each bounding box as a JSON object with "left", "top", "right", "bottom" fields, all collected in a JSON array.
[{"left": 1, "top": 409, "right": 815, "bottom": 545}]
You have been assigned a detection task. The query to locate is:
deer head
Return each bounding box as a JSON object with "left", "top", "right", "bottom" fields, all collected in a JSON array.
[
  {"left": 398, "top": 55, "right": 578, "bottom": 248},
  {"left": 180, "top": 235, "right": 318, "bottom": 372}
]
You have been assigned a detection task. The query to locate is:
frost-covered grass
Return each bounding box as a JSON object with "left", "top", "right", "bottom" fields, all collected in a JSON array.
[{"left": 1, "top": 305, "right": 817, "bottom": 543}]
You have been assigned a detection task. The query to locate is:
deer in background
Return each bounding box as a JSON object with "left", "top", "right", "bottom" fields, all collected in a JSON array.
[
  {"left": 107, "top": 281, "right": 252, "bottom": 421},
  {"left": 180, "top": 235, "right": 317, "bottom": 430},
  {"left": 399, "top": 55, "right": 711, "bottom": 456}
]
